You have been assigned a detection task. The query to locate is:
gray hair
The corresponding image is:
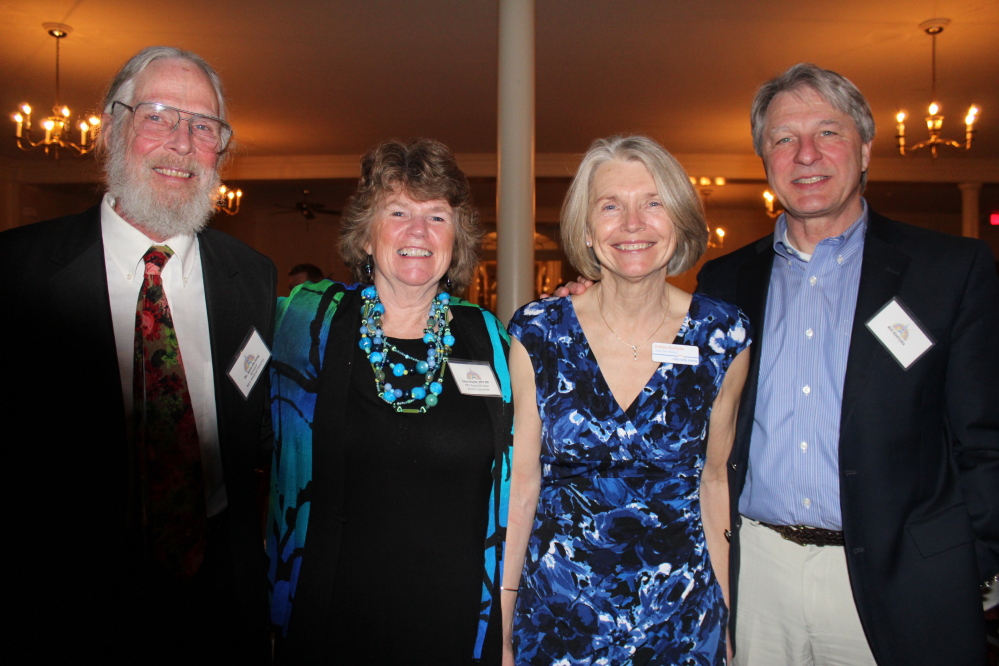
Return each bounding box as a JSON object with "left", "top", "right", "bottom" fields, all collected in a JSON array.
[
  {"left": 98, "top": 47, "right": 229, "bottom": 167},
  {"left": 561, "top": 135, "right": 707, "bottom": 280},
  {"left": 751, "top": 63, "right": 875, "bottom": 187}
]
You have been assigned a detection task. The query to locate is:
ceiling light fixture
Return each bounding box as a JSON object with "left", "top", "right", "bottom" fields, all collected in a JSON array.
[
  {"left": 895, "top": 19, "right": 979, "bottom": 159},
  {"left": 11, "top": 24, "right": 100, "bottom": 158}
]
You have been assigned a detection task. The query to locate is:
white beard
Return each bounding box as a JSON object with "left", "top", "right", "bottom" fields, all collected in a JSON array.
[{"left": 106, "top": 140, "right": 220, "bottom": 239}]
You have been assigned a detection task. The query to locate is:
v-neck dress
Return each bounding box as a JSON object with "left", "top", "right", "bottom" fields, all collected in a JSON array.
[{"left": 508, "top": 294, "right": 750, "bottom": 665}]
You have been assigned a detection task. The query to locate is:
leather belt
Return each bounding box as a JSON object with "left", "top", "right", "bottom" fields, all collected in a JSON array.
[{"left": 758, "top": 521, "right": 844, "bottom": 547}]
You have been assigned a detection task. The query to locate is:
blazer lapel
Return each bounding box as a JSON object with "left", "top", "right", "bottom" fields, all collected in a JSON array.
[
  {"left": 198, "top": 230, "right": 244, "bottom": 439},
  {"left": 48, "top": 209, "right": 123, "bottom": 408},
  {"left": 733, "top": 236, "right": 775, "bottom": 453},
  {"left": 840, "top": 214, "right": 909, "bottom": 432}
]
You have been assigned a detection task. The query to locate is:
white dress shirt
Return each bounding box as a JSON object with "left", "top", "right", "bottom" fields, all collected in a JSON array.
[{"left": 101, "top": 194, "right": 226, "bottom": 516}]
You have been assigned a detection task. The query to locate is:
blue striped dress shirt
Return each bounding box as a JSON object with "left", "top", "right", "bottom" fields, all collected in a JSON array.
[{"left": 739, "top": 203, "right": 868, "bottom": 530}]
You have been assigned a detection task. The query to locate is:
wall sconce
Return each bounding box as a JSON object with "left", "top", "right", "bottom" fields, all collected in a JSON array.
[
  {"left": 215, "top": 184, "right": 243, "bottom": 215},
  {"left": 707, "top": 227, "right": 726, "bottom": 249},
  {"left": 763, "top": 190, "right": 783, "bottom": 218}
]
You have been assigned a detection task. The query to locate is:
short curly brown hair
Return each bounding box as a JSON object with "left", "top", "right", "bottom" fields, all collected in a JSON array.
[{"left": 339, "top": 138, "right": 482, "bottom": 293}]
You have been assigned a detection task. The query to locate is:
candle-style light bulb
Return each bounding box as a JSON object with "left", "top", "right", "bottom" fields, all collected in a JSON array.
[{"left": 928, "top": 102, "right": 939, "bottom": 115}]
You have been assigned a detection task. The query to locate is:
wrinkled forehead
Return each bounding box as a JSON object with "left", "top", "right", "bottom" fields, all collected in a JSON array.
[
  {"left": 130, "top": 58, "right": 220, "bottom": 117},
  {"left": 766, "top": 85, "right": 856, "bottom": 131}
]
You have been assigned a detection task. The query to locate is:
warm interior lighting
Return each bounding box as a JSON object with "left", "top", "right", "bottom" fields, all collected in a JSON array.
[
  {"left": 10, "top": 24, "right": 99, "bottom": 157},
  {"left": 716, "top": 228, "right": 725, "bottom": 239},
  {"left": 215, "top": 184, "right": 244, "bottom": 216},
  {"left": 762, "top": 190, "right": 782, "bottom": 218},
  {"left": 896, "top": 19, "right": 980, "bottom": 159}
]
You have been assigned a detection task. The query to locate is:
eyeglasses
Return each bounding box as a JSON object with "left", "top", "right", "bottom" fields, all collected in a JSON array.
[{"left": 112, "top": 101, "right": 232, "bottom": 153}]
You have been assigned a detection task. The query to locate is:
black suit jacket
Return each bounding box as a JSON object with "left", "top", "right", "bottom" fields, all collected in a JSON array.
[
  {"left": 697, "top": 210, "right": 999, "bottom": 665},
  {"left": 0, "top": 205, "right": 276, "bottom": 659}
]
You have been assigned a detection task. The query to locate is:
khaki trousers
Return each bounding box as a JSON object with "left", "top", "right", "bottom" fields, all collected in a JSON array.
[{"left": 733, "top": 518, "right": 877, "bottom": 666}]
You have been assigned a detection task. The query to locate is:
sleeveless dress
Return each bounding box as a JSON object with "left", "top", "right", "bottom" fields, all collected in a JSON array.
[{"left": 508, "top": 294, "right": 750, "bottom": 666}]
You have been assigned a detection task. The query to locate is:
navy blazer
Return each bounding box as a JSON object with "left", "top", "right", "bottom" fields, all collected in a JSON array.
[
  {"left": 697, "top": 209, "right": 999, "bottom": 665},
  {"left": 0, "top": 206, "right": 276, "bottom": 660}
]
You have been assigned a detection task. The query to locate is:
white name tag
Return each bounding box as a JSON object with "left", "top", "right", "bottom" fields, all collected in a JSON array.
[
  {"left": 227, "top": 327, "right": 272, "bottom": 399},
  {"left": 865, "top": 297, "right": 934, "bottom": 369},
  {"left": 447, "top": 359, "right": 502, "bottom": 397},
  {"left": 651, "top": 343, "right": 700, "bottom": 365}
]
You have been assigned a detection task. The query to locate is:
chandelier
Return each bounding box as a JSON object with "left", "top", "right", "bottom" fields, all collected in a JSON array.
[
  {"left": 895, "top": 19, "right": 979, "bottom": 159},
  {"left": 214, "top": 184, "right": 244, "bottom": 216},
  {"left": 11, "top": 24, "right": 100, "bottom": 158}
]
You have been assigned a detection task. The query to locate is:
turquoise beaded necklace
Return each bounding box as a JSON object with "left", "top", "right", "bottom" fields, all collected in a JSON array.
[{"left": 359, "top": 284, "right": 454, "bottom": 413}]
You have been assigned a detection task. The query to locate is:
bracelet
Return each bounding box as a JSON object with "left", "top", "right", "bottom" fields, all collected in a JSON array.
[
  {"left": 500, "top": 586, "right": 520, "bottom": 592},
  {"left": 724, "top": 529, "right": 732, "bottom": 543}
]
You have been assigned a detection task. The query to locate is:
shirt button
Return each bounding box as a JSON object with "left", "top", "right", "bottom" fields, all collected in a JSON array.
[
  {"left": 126, "top": 273, "right": 133, "bottom": 281},
  {"left": 803, "top": 498, "right": 812, "bottom": 507},
  {"left": 805, "top": 328, "right": 814, "bottom": 339},
  {"left": 809, "top": 276, "right": 817, "bottom": 286},
  {"left": 837, "top": 255, "right": 844, "bottom": 264},
  {"left": 800, "top": 441, "right": 808, "bottom": 451},
  {"left": 802, "top": 385, "right": 811, "bottom": 395}
]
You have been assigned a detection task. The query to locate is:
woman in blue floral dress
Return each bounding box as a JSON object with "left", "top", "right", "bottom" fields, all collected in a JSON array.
[{"left": 503, "top": 136, "right": 750, "bottom": 665}]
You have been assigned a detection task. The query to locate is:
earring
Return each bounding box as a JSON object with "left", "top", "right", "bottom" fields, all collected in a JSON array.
[
  {"left": 444, "top": 273, "right": 453, "bottom": 293},
  {"left": 585, "top": 240, "right": 592, "bottom": 247},
  {"left": 363, "top": 255, "right": 373, "bottom": 281}
]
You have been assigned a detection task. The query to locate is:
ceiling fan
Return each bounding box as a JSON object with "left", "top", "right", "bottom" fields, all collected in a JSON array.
[{"left": 272, "top": 189, "right": 341, "bottom": 220}]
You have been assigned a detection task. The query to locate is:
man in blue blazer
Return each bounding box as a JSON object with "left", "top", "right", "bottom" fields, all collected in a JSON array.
[
  {"left": 1, "top": 47, "right": 275, "bottom": 663},
  {"left": 698, "top": 63, "right": 998, "bottom": 665}
]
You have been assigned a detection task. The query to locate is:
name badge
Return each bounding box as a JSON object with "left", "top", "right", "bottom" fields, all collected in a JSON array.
[
  {"left": 227, "top": 326, "right": 272, "bottom": 399},
  {"left": 651, "top": 343, "right": 700, "bottom": 365},
  {"left": 447, "top": 359, "right": 502, "bottom": 397},
  {"left": 865, "top": 297, "right": 934, "bottom": 370}
]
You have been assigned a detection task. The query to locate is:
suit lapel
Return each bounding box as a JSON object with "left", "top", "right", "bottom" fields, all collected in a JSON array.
[
  {"left": 735, "top": 236, "right": 774, "bottom": 437},
  {"left": 198, "top": 230, "right": 243, "bottom": 446},
  {"left": 840, "top": 214, "right": 909, "bottom": 432},
  {"left": 48, "top": 209, "right": 123, "bottom": 408}
]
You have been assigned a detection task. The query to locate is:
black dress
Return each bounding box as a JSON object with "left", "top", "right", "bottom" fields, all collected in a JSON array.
[{"left": 317, "top": 334, "right": 496, "bottom": 664}]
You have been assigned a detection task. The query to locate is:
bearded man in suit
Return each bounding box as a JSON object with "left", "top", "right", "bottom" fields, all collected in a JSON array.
[
  {"left": 698, "top": 63, "right": 998, "bottom": 665},
  {"left": 1, "top": 47, "right": 275, "bottom": 663}
]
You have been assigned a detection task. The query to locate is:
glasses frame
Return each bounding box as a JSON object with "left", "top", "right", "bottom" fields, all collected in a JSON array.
[{"left": 112, "top": 101, "right": 232, "bottom": 153}]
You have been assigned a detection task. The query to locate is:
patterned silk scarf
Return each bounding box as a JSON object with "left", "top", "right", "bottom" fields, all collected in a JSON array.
[{"left": 133, "top": 245, "right": 206, "bottom": 578}]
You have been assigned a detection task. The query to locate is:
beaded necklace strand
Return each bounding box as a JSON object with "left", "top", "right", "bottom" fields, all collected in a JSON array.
[{"left": 359, "top": 285, "right": 454, "bottom": 413}]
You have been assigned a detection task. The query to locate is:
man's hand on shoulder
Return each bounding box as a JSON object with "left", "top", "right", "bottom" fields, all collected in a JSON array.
[{"left": 541, "top": 276, "right": 595, "bottom": 299}]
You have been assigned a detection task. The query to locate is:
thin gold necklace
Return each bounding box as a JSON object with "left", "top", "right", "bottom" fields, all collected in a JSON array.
[{"left": 597, "top": 288, "right": 670, "bottom": 361}]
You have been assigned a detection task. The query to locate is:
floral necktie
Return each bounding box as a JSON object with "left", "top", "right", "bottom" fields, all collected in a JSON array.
[{"left": 133, "top": 245, "right": 207, "bottom": 578}]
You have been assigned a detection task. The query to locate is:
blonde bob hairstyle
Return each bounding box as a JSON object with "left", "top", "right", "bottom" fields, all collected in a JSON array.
[
  {"left": 339, "top": 138, "right": 482, "bottom": 293},
  {"left": 561, "top": 135, "right": 708, "bottom": 280}
]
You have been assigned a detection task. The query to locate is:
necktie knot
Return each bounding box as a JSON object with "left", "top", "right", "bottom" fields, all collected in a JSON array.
[{"left": 143, "top": 245, "right": 174, "bottom": 276}]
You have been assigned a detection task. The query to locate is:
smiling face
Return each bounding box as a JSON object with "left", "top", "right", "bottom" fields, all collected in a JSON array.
[
  {"left": 106, "top": 58, "right": 222, "bottom": 240},
  {"left": 587, "top": 159, "right": 676, "bottom": 282},
  {"left": 366, "top": 190, "right": 456, "bottom": 298},
  {"left": 762, "top": 86, "right": 872, "bottom": 234}
]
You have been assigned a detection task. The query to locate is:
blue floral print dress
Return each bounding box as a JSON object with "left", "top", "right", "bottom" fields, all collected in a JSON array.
[{"left": 508, "top": 294, "right": 750, "bottom": 665}]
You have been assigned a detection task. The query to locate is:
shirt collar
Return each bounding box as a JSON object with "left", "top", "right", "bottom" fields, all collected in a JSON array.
[
  {"left": 773, "top": 199, "right": 868, "bottom": 263},
  {"left": 101, "top": 193, "right": 198, "bottom": 284}
]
